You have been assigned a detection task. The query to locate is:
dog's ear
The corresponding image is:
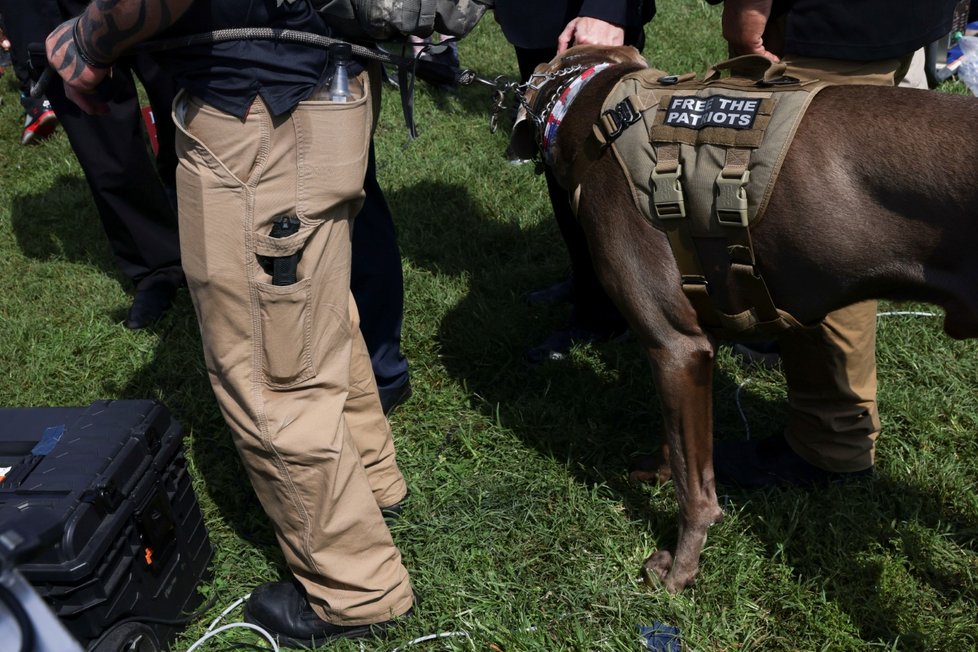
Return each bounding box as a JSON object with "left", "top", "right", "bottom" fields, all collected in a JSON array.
[
  {"left": 613, "top": 45, "right": 648, "bottom": 67},
  {"left": 508, "top": 104, "right": 537, "bottom": 162}
]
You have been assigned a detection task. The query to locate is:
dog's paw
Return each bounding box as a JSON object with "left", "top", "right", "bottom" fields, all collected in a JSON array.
[
  {"left": 641, "top": 550, "right": 673, "bottom": 588},
  {"left": 629, "top": 454, "right": 671, "bottom": 485}
]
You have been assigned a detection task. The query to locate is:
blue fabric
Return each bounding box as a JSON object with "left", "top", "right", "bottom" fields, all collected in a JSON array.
[
  {"left": 707, "top": 0, "right": 957, "bottom": 61},
  {"left": 351, "top": 145, "right": 409, "bottom": 390},
  {"left": 638, "top": 622, "right": 682, "bottom": 652},
  {"left": 31, "top": 426, "right": 65, "bottom": 456}
]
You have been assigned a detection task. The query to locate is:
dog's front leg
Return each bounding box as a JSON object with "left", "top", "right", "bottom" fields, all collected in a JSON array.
[{"left": 641, "top": 340, "right": 724, "bottom": 592}]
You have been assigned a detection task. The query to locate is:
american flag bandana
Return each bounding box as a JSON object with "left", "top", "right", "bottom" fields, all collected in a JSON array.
[{"left": 541, "top": 63, "right": 612, "bottom": 166}]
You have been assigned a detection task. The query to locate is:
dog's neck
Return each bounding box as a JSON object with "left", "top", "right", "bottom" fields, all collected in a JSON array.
[{"left": 526, "top": 63, "right": 613, "bottom": 165}]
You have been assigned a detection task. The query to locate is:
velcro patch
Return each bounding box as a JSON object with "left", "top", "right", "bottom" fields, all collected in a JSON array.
[{"left": 664, "top": 95, "right": 761, "bottom": 130}]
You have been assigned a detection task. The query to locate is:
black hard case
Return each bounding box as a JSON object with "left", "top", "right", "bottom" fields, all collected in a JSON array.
[{"left": 0, "top": 400, "right": 213, "bottom": 650}]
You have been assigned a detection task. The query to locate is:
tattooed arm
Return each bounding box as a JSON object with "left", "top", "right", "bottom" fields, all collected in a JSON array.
[{"left": 45, "top": 0, "right": 194, "bottom": 113}]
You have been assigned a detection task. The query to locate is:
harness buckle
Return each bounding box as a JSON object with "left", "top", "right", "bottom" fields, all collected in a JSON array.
[
  {"left": 715, "top": 169, "right": 751, "bottom": 227},
  {"left": 651, "top": 165, "right": 687, "bottom": 219},
  {"left": 600, "top": 98, "right": 642, "bottom": 141}
]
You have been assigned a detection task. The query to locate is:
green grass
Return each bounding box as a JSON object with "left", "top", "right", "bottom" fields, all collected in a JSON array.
[{"left": 2, "top": 2, "right": 978, "bottom": 650}]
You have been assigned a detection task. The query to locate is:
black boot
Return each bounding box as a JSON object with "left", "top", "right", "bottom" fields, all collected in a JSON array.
[
  {"left": 243, "top": 581, "right": 410, "bottom": 649},
  {"left": 713, "top": 433, "right": 874, "bottom": 489}
]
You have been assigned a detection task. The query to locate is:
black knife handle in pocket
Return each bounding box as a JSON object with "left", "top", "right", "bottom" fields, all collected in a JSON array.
[{"left": 267, "top": 216, "right": 301, "bottom": 286}]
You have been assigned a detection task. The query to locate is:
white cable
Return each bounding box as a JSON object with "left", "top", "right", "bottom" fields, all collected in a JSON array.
[
  {"left": 390, "top": 630, "right": 471, "bottom": 651},
  {"left": 206, "top": 594, "right": 249, "bottom": 632},
  {"left": 185, "top": 622, "right": 280, "bottom": 652},
  {"left": 183, "top": 593, "right": 280, "bottom": 652},
  {"left": 877, "top": 311, "right": 939, "bottom": 318},
  {"left": 735, "top": 378, "right": 753, "bottom": 440}
]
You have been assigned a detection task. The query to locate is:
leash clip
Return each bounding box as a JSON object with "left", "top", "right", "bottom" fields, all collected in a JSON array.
[{"left": 489, "top": 88, "right": 507, "bottom": 134}]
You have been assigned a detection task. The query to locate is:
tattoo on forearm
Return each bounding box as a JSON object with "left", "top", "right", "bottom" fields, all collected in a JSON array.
[
  {"left": 77, "top": 0, "right": 186, "bottom": 64},
  {"left": 51, "top": 23, "right": 89, "bottom": 82}
]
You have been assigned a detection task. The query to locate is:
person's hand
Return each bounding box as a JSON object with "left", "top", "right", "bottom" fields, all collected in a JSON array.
[
  {"left": 44, "top": 18, "right": 111, "bottom": 114},
  {"left": 721, "top": 0, "right": 779, "bottom": 62},
  {"left": 557, "top": 17, "right": 626, "bottom": 54}
]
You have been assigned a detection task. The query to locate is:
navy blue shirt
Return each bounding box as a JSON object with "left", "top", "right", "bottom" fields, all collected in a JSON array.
[
  {"left": 778, "top": 0, "right": 956, "bottom": 61},
  {"left": 706, "top": 0, "right": 956, "bottom": 62},
  {"left": 157, "top": 0, "right": 330, "bottom": 118},
  {"left": 494, "top": 1, "right": 655, "bottom": 50}
]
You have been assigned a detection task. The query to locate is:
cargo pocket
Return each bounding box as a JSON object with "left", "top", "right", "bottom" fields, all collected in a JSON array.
[
  {"left": 257, "top": 278, "right": 315, "bottom": 387},
  {"left": 293, "top": 72, "right": 372, "bottom": 219},
  {"left": 172, "top": 90, "right": 267, "bottom": 187}
]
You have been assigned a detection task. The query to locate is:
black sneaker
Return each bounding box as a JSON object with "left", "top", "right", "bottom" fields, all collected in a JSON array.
[
  {"left": 379, "top": 381, "right": 413, "bottom": 416},
  {"left": 523, "top": 277, "right": 574, "bottom": 307},
  {"left": 380, "top": 490, "right": 409, "bottom": 526},
  {"left": 713, "top": 433, "right": 874, "bottom": 489},
  {"left": 243, "top": 581, "right": 411, "bottom": 649},
  {"left": 21, "top": 97, "right": 59, "bottom": 145},
  {"left": 126, "top": 277, "right": 179, "bottom": 329}
]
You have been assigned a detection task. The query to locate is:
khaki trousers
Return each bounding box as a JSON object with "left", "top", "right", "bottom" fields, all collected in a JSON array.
[
  {"left": 171, "top": 72, "right": 413, "bottom": 625},
  {"left": 774, "top": 55, "right": 910, "bottom": 473}
]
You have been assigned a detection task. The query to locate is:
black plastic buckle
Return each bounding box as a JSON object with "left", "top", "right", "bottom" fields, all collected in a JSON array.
[
  {"left": 602, "top": 99, "right": 642, "bottom": 141},
  {"left": 657, "top": 75, "right": 680, "bottom": 85}
]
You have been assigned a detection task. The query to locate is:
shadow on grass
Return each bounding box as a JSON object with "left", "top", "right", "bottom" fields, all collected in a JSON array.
[
  {"left": 9, "top": 175, "right": 124, "bottom": 285},
  {"left": 725, "top": 476, "right": 978, "bottom": 646},
  {"left": 389, "top": 176, "right": 750, "bottom": 551},
  {"left": 390, "top": 178, "right": 978, "bottom": 647}
]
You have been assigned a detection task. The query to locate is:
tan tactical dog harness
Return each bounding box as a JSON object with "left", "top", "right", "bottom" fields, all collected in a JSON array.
[{"left": 574, "top": 55, "right": 828, "bottom": 338}]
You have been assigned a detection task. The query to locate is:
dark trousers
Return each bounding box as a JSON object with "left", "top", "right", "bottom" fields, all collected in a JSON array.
[
  {"left": 514, "top": 47, "right": 627, "bottom": 335},
  {"left": 1, "top": 0, "right": 183, "bottom": 290},
  {"left": 351, "top": 145, "right": 409, "bottom": 391}
]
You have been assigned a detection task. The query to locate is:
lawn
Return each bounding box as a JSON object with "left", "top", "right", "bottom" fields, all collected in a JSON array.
[{"left": 1, "top": 2, "right": 977, "bottom": 650}]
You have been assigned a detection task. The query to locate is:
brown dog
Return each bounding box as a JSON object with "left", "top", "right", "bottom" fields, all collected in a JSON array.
[{"left": 510, "top": 45, "right": 978, "bottom": 592}]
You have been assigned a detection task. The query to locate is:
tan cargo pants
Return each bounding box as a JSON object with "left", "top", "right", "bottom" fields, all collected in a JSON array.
[
  {"left": 171, "top": 71, "right": 414, "bottom": 626},
  {"left": 775, "top": 55, "right": 912, "bottom": 473}
]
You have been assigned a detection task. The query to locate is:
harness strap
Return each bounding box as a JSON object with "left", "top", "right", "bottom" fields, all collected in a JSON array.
[
  {"left": 651, "top": 143, "right": 685, "bottom": 219},
  {"left": 651, "top": 105, "right": 793, "bottom": 335},
  {"left": 568, "top": 93, "right": 647, "bottom": 187},
  {"left": 397, "top": 66, "right": 419, "bottom": 139},
  {"left": 715, "top": 147, "right": 783, "bottom": 326},
  {"left": 650, "top": 141, "right": 721, "bottom": 328}
]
